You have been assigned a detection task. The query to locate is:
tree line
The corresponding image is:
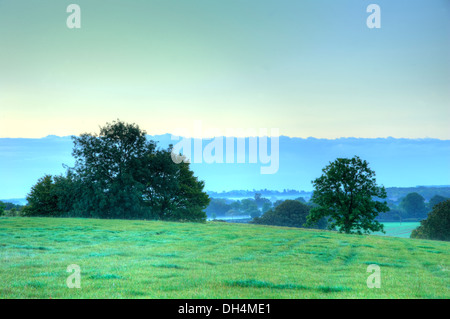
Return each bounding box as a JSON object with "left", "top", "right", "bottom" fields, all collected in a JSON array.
[{"left": 379, "top": 192, "right": 448, "bottom": 222}]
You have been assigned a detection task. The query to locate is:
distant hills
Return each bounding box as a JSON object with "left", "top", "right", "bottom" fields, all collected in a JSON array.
[{"left": 1, "top": 135, "right": 449, "bottom": 199}]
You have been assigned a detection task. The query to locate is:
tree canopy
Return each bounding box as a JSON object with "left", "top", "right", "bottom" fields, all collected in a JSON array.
[
  {"left": 252, "top": 199, "right": 326, "bottom": 229},
  {"left": 24, "top": 120, "right": 209, "bottom": 221},
  {"left": 306, "top": 156, "right": 389, "bottom": 234},
  {"left": 24, "top": 175, "right": 60, "bottom": 217},
  {"left": 400, "top": 192, "right": 427, "bottom": 219}
]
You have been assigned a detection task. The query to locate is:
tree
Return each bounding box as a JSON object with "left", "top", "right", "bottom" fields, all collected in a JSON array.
[
  {"left": 0, "top": 201, "right": 5, "bottom": 216},
  {"left": 254, "top": 193, "right": 262, "bottom": 206},
  {"left": 400, "top": 192, "right": 427, "bottom": 219},
  {"left": 138, "top": 147, "right": 209, "bottom": 221},
  {"left": 240, "top": 198, "right": 259, "bottom": 217},
  {"left": 411, "top": 200, "right": 450, "bottom": 241},
  {"left": 71, "top": 120, "right": 152, "bottom": 219},
  {"left": 26, "top": 120, "right": 209, "bottom": 221},
  {"left": 230, "top": 200, "right": 242, "bottom": 212},
  {"left": 250, "top": 209, "right": 261, "bottom": 219},
  {"left": 206, "top": 198, "right": 231, "bottom": 217},
  {"left": 428, "top": 195, "right": 448, "bottom": 211},
  {"left": 306, "top": 156, "right": 389, "bottom": 234},
  {"left": 154, "top": 149, "right": 210, "bottom": 221},
  {"left": 262, "top": 201, "right": 272, "bottom": 214},
  {"left": 252, "top": 200, "right": 313, "bottom": 228},
  {"left": 254, "top": 193, "right": 271, "bottom": 209},
  {"left": 23, "top": 175, "right": 60, "bottom": 217}
]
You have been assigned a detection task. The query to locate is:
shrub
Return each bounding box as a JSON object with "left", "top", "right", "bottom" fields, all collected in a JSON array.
[
  {"left": 23, "top": 175, "right": 60, "bottom": 217},
  {"left": 252, "top": 200, "right": 325, "bottom": 229},
  {"left": 411, "top": 200, "right": 450, "bottom": 241}
]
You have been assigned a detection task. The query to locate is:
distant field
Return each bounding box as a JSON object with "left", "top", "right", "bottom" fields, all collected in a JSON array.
[
  {"left": 376, "top": 222, "right": 421, "bottom": 238},
  {"left": 0, "top": 217, "right": 448, "bottom": 298}
]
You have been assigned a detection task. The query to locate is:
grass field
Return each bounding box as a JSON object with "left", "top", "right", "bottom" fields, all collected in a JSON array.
[{"left": 0, "top": 217, "right": 448, "bottom": 298}]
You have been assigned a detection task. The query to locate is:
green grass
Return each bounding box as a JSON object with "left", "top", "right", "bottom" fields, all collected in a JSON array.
[{"left": 0, "top": 217, "right": 448, "bottom": 298}]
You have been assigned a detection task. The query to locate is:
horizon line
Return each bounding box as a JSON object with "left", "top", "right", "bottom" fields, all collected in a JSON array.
[{"left": 1, "top": 134, "right": 450, "bottom": 141}]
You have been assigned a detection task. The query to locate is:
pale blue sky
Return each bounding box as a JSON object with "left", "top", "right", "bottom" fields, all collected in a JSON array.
[{"left": 0, "top": 0, "right": 449, "bottom": 138}]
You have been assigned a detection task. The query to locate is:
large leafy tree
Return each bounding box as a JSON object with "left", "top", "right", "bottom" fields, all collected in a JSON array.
[
  {"left": 68, "top": 120, "right": 209, "bottom": 221},
  {"left": 306, "top": 156, "right": 389, "bottom": 234},
  {"left": 72, "top": 120, "right": 153, "bottom": 218},
  {"left": 25, "top": 120, "right": 209, "bottom": 221}
]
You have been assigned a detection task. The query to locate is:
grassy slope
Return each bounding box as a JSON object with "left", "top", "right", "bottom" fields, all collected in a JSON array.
[{"left": 0, "top": 217, "right": 448, "bottom": 299}]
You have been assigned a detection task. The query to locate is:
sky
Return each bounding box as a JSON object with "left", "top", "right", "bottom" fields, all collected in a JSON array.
[{"left": 0, "top": 0, "right": 449, "bottom": 139}]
